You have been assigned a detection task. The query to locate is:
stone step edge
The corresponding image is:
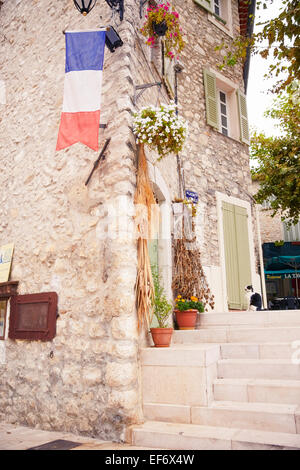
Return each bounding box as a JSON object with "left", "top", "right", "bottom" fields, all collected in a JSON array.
[
  {"left": 176, "top": 326, "right": 300, "bottom": 332},
  {"left": 128, "top": 420, "right": 300, "bottom": 450},
  {"left": 217, "top": 358, "right": 300, "bottom": 365},
  {"left": 198, "top": 322, "right": 300, "bottom": 329},
  {"left": 144, "top": 400, "right": 300, "bottom": 415},
  {"left": 214, "top": 377, "right": 300, "bottom": 387}
]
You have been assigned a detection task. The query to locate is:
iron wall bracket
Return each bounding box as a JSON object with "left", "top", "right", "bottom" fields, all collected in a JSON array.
[{"left": 133, "top": 82, "right": 162, "bottom": 105}]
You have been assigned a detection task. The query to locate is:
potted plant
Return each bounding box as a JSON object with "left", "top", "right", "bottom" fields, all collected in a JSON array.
[
  {"left": 133, "top": 102, "right": 188, "bottom": 159},
  {"left": 140, "top": 2, "right": 185, "bottom": 60},
  {"left": 150, "top": 266, "right": 173, "bottom": 347},
  {"left": 174, "top": 295, "right": 204, "bottom": 330}
]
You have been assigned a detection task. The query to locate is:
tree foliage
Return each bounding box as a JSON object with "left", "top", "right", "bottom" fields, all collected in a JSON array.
[
  {"left": 217, "top": 0, "right": 300, "bottom": 93},
  {"left": 251, "top": 83, "right": 300, "bottom": 225}
]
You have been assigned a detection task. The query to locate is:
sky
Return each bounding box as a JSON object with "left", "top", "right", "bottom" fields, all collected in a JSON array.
[{"left": 247, "top": 0, "right": 285, "bottom": 137}]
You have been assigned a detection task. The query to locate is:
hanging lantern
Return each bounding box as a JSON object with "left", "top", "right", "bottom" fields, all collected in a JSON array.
[{"left": 73, "top": 0, "right": 97, "bottom": 16}]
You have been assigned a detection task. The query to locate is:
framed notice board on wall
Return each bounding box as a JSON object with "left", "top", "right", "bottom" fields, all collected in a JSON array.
[{"left": 9, "top": 292, "right": 58, "bottom": 341}]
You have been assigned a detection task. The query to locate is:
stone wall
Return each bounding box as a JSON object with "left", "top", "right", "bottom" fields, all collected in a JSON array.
[
  {"left": 0, "top": 0, "right": 259, "bottom": 441},
  {"left": 0, "top": 0, "right": 144, "bottom": 441},
  {"left": 251, "top": 182, "right": 284, "bottom": 244}
]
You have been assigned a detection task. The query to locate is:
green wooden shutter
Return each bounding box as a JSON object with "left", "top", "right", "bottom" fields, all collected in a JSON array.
[
  {"left": 222, "top": 202, "right": 252, "bottom": 309},
  {"left": 222, "top": 202, "right": 241, "bottom": 309},
  {"left": 203, "top": 69, "right": 219, "bottom": 129},
  {"left": 237, "top": 89, "right": 250, "bottom": 145},
  {"left": 193, "top": 0, "right": 213, "bottom": 13}
]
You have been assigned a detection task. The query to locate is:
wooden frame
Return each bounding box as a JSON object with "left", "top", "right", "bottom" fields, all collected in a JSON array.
[{"left": 9, "top": 292, "right": 58, "bottom": 341}]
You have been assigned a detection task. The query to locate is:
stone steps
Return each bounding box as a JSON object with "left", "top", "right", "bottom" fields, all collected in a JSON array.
[
  {"left": 173, "top": 326, "right": 300, "bottom": 343},
  {"left": 191, "top": 401, "right": 300, "bottom": 434},
  {"left": 197, "top": 310, "right": 300, "bottom": 328},
  {"left": 220, "top": 342, "right": 295, "bottom": 359},
  {"left": 134, "top": 312, "right": 300, "bottom": 449},
  {"left": 218, "top": 359, "right": 300, "bottom": 380},
  {"left": 143, "top": 400, "right": 300, "bottom": 433},
  {"left": 213, "top": 378, "right": 300, "bottom": 405},
  {"left": 129, "top": 420, "right": 300, "bottom": 450}
]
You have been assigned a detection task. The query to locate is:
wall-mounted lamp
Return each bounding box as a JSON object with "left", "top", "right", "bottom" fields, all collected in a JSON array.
[
  {"left": 105, "top": 0, "right": 124, "bottom": 21},
  {"left": 73, "top": 0, "right": 97, "bottom": 16},
  {"left": 105, "top": 25, "right": 123, "bottom": 52}
]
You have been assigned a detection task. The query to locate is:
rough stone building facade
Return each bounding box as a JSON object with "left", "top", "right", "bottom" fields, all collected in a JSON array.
[{"left": 0, "top": 0, "right": 261, "bottom": 442}]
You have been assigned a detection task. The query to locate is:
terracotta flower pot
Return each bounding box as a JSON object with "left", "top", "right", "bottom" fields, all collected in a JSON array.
[
  {"left": 174, "top": 309, "right": 198, "bottom": 330},
  {"left": 150, "top": 327, "right": 173, "bottom": 347}
]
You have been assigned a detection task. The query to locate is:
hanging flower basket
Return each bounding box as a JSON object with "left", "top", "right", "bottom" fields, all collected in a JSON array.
[
  {"left": 133, "top": 102, "right": 188, "bottom": 159},
  {"left": 153, "top": 20, "right": 168, "bottom": 37},
  {"left": 141, "top": 2, "right": 185, "bottom": 59}
]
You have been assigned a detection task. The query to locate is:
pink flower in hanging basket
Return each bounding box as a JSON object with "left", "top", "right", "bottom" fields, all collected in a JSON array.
[{"left": 140, "top": 2, "right": 185, "bottom": 59}]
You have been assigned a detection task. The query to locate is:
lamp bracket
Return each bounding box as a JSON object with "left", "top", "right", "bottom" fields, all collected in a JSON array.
[
  {"left": 105, "top": 0, "right": 124, "bottom": 21},
  {"left": 133, "top": 82, "right": 162, "bottom": 105}
]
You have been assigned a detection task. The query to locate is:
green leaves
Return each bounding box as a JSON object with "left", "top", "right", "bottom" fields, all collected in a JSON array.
[
  {"left": 217, "top": 0, "right": 300, "bottom": 94},
  {"left": 251, "top": 87, "right": 300, "bottom": 225},
  {"left": 151, "top": 266, "right": 172, "bottom": 328}
]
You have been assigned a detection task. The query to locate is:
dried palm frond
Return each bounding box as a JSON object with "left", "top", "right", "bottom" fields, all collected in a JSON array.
[
  {"left": 172, "top": 217, "right": 215, "bottom": 311},
  {"left": 134, "top": 143, "right": 157, "bottom": 329}
]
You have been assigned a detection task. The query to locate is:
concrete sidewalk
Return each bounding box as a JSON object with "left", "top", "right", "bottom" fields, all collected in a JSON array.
[{"left": 0, "top": 421, "right": 152, "bottom": 450}]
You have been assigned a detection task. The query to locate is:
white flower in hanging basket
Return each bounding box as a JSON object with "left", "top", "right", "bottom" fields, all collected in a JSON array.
[{"left": 133, "top": 102, "right": 188, "bottom": 159}]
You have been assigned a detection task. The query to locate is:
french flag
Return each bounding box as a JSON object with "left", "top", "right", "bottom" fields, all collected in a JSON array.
[{"left": 56, "top": 30, "right": 106, "bottom": 152}]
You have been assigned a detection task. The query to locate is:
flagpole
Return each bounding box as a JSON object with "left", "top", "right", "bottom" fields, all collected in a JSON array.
[{"left": 63, "top": 27, "right": 109, "bottom": 34}]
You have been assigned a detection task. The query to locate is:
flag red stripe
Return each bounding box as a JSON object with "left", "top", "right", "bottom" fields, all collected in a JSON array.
[{"left": 56, "top": 111, "right": 100, "bottom": 151}]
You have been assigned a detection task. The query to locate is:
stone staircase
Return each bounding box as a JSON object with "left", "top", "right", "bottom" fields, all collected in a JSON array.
[{"left": 128, "top": 310, "right": 300, "bottom": 450}]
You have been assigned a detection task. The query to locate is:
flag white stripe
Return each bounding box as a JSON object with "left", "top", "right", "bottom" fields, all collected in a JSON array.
[{"left": 62, "top": 70, "right": 102, "bottom": 113}]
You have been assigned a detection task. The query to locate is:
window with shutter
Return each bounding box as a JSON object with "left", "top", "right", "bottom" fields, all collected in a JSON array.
[
  {"left": 193, "top": 0, "right": 213, "bottom": 13},
  {"left": 203, "top": 68, "right": 250, "bottom": 145},
  {"left": 194, "top": 0, "right": 233, "bottom": 35},
  {"left": 237, "top": 89, "right": 250, "bottom": 144},
  {"left": 203, "top": 69, "right": 219, "bottom": 129}
]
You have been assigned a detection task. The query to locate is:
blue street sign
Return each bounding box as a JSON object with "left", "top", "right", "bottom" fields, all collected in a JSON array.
[{"left": 185, "top": 190, "right": 198, "bottom": 204}]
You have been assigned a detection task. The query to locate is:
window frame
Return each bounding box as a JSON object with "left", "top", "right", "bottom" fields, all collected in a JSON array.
[
  {"left": 283, "top": 220, "right": 300, "bottom": 242},
  {"left": 203, "top": 68, "right": 249, "bottom": 144},
  {"left": 213, "top": 0, "right": 221, "bottom": 17},
  {"left": 208, "top": 0, "right": 233, "bottom": 37},
  {"left": 218, "top": 89, "right": 230, "bottom": 137}
]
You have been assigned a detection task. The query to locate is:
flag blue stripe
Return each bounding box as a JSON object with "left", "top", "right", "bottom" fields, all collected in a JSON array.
[{"left": 65, "top": 31, "right": 106, "bottom": 73}]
